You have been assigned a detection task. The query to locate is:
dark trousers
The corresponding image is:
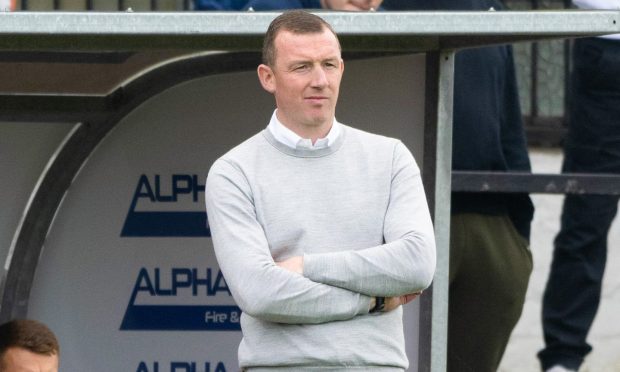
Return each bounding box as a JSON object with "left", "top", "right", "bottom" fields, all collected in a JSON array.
[
  {"left": 539, "top": 37, "right": 620, "bottom": 371},
  {"left": 448, "top": 213, "right": 532, "bottom": 372}
]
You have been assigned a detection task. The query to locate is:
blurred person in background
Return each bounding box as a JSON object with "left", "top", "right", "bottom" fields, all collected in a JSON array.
[
  {"left": 194, "top": 0, "right": 382, "bottom": 10},
  {"left": 194, "top": 0, "right": 246, "bottom": 10},
  {"left": 243, "top": 0, "right": 381, "bottom": 10},
  {"left": 382, "top": 1, "right": 535, "bottom": 371},
  {"left": 538, "top": 1, "right": 620, "bottom": 372}
]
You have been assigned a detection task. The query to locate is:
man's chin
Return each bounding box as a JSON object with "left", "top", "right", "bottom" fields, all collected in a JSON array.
[
  {"left": 304, "top": 113, "right": 332, "bottom": 127},
  {"left": 305, "top": 119, "right": 330, "bottom": 128}
]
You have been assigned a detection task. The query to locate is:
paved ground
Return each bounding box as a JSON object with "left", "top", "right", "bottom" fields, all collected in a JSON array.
[{"left": 498, "top": 148, "right": 620, "bottom": 372}]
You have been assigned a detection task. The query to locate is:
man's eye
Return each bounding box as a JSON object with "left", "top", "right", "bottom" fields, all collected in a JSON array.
[{"left": 294, "top": 65, "right": 309, "bottom": 71}]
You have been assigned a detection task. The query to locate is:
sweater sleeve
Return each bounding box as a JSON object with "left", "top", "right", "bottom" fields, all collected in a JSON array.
[
  {"left": 205, "top": 158, "right": 372, "bottom": 324},
  {"left": 303, "top": 141, "right": 437, "bottom": 297}
]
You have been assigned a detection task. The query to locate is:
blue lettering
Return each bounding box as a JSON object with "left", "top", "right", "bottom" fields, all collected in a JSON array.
[
  {"left": 192, "top": 269, "right": 231, "bottom": 296},
  {"left": 171, "top": 362, "right": 194, "bottom": 372},
  {"left": 172, "top": 268, "right": 192, "bottom": 295},
  {"left": 172, "top": 175, "right": 192, "bottom": 202},
  {"left": 128, "top": 174, "right": 155, "bottom": 214},
  {"left": 155, "top": 268, "right": 173, "bottom": 296},
  {"left": 192, "top": 268, "right": 212, "bottom": 296},
  {"left": 128, "top": 268, "right": 155, "bottom": 304},
  {"left": 137, "top": 362, "right": 226, "bottom": 372},
  {"left": 135, "top": 175, "right": 156, "bottom": 202},
  {"left": 145, "top": 174, "right": 205, "bottom": 203},
  {"left": 136, "top": 361, "right": 158, "bottom": 372},
  {"left": 136, "top": 268, "right": 156, "bottom": 296},
  {"left": 122, "top": 174, "right": 210, "bottom": 237},
  {"left": 192, "top": 175, "right": 205, "bottom": 202},
  {"left": 155, "top": 175, "right": 174, "bottom": 202},
  {"left": 129, "top": 174, "right": 206, "bottom": 211},
  {"left": 212, "top": 270, "right": 231, "bottom": 296},
  {"left": 130, "top": 268, "right": 231, "bottom": 301},
  {"left": 132, "top": 174, "right": 204, "bottom": 204}
]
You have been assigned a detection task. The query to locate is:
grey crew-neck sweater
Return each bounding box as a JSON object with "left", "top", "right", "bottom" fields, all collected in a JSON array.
[{"left": 205, "top": 125, "right": 436, "bottom": 371}]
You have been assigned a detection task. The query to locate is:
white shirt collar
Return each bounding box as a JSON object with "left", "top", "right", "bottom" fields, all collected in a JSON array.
[{"left": 267, "top": 110, "right": 341, "bottom": 150}]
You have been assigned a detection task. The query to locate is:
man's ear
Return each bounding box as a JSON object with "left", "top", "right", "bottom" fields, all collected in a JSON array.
[{"left": 257, "top": 64, "right": 276, "bottom": 94}]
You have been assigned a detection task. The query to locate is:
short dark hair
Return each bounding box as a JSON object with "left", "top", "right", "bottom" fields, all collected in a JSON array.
[
  {"left": 262, "top": 10, "right": 340, "bottom": 66},
  {"left": 0, "top": 319, "right": 59, "bottom": 358}
]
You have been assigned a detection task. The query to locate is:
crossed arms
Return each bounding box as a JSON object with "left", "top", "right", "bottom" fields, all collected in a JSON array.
[{"left": 205, "top": 141, "right": 436, "bottom": 324}]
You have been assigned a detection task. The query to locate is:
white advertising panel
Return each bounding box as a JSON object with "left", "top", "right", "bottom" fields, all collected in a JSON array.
[{"left": 26, "top": 54, "right": 426, "bottom": 372}]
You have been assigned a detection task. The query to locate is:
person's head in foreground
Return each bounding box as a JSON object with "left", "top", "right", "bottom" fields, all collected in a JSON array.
[
  {"left": 257, "top": 9, "right": 344, "bottom": 140},
  {"left": 0, "top": 319, "right": 59, "bottom": 372}
]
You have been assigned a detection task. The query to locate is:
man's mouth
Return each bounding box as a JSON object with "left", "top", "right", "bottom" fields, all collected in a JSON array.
[{"left": 306, "top": 96, "right": 328, "bottom": 103}]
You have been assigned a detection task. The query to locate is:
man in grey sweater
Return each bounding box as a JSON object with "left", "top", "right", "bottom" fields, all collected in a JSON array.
[{"left": 205, "top": 10, "right": 436, "bottom": 371}]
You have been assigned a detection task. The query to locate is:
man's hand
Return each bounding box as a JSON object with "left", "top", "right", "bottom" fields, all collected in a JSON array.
[
  {"left": 276, "top": 256, "right": 304, "bottom": 275},
  {"left": 384, "top": 292, "right": 421, "bottom": 312}
]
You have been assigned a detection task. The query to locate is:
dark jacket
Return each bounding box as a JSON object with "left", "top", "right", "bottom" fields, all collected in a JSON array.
[
  {"left": 244, "top": 0, "right": 321, "bottom": 9},
  {"left": 193, "top": 0, "right": 320, "bottom": 10},
  {"left": 386, "top": 0, "right": 535, "bottom": 240}
]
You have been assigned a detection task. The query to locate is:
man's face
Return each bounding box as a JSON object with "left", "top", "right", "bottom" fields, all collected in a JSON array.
[
  {"left": 258, "top": 28, "right": 344, "bottom": 135},
  {"left": 0, "top": 347, "right": 59, "bottom": 372}
]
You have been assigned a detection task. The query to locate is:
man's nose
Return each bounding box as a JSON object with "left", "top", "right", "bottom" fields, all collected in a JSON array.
[{"left": 310, "top": 66, "right": 328, "bottom": 87}]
